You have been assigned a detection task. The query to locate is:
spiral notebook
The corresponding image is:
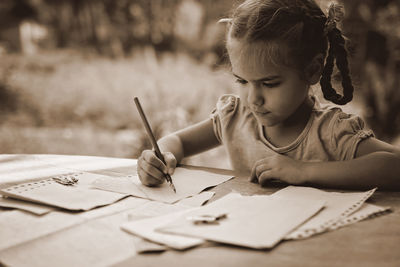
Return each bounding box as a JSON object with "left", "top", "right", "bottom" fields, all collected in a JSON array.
[{"left": 0, "top": 172, "right": 127, "bottom": 211}]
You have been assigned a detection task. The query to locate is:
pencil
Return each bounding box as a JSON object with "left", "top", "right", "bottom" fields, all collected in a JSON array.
[{"left": 133, "top": 97, "right": 176, "bottom": 193}]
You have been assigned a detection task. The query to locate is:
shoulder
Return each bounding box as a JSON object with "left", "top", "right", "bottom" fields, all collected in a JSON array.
[
  {"left": 216, "top": 94, "right": 240, "bottom": 114},
  {"left": 312, "top": 101, "right": 371, "bottom": 137},
  {"left": 210, "top": 94, "right": 253, "bottom": 143},
  {"left": 310, "top": 98, "right": 374, "bottom": 159},
  {"left": 213, "top": 94, "right": 243, "bottom": 120}
]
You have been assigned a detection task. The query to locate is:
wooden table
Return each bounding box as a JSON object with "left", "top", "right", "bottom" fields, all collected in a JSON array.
[{"left": 0, "top": 154, "right": 399, "bottom": 267}]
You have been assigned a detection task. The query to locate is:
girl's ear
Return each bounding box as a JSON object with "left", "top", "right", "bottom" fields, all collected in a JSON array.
[{"left": 305, "top": 54, "right": 324, "bottom": 85}]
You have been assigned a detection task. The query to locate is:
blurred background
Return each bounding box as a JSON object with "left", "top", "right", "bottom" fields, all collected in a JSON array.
[{"left": 0, "top": 0, "right": 399, "bottom": 169}]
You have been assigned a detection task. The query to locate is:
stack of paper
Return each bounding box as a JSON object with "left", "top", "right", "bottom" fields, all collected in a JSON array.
[
  {"left": 0, "top": 167, "right": 231, "bottom": 213},
  {"left": 0, "top": 156, "right": 390, "bottom": 252},
  {"left": 0, "top": 172, "right": 128, "bottom": 211},
  {"left": 0, "top": 172, "right": 127, "bottom": 213},
  {"left": 0, "top": 196, "right": 54, "bottom": 215},
  {"left": 121, "top": 186, "right": 390, "bottom": 250},
  {"left": 122, "top": 192, "right": 325, "bottom": 249},
  {"left": 271, "top": 186, "right": 391, "bottom": 239},
  {"left": 0, "top": 192, "right": 216, "bottom": 266}
]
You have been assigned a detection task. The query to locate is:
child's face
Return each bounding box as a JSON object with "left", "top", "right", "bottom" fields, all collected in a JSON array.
[{"left": 228, "top": 39, "right": 311, "bottom": 127}]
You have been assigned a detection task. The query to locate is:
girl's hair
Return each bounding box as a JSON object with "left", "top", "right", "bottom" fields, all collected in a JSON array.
[{"left": 225, "top": 0, "right": 353, "bottom": 105}]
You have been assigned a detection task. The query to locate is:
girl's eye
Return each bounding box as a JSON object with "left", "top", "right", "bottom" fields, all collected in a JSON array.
[
  {"left": 235, "top": 79, "right": 248, "bottom": 85},
  {"left": 262, "top": 82, "right": 281, "bottom": 88}
]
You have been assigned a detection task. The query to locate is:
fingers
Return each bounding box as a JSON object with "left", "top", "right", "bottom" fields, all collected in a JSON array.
[
  {"left": 250, "top": 158, "right": 266, "bottom": 183},
  {"left": 163, "top": 152, "right": 177, "bottom": 175},
  {"left": 141, "top": 156, "right": 165, "bottom": 178},
  {"left": 137, "top": 150, "right": 178, "bottom": 187},
  {"left": 250, "top": 160, "right": 269, "bottom": 183},
  {"left": 250, "top": 160, "right": 275, "bottom": 186},
  {"left": 250, "top": 164, "right": 259, "bottom": 183},
  {"left": 258, "top": 170, "right": 276, "bottom": 187},
  {"left": 142, "top": 150, "right": 167, "bottom": 174},
  {"left": 137, "top": 166, "right": 164, "bottom": 186},
  {"left": 137, "top": 150, "right": 167, "bottom": 186}
]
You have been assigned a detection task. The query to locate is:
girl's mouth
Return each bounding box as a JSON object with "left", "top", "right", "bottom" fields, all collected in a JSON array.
[{"left": 253, "top": 109, "right": 270, "bottom": 115}]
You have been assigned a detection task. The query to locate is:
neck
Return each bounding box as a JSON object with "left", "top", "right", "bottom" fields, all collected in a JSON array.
[{"left": 264, "top": 96, "right": 314, "bottom": 147}]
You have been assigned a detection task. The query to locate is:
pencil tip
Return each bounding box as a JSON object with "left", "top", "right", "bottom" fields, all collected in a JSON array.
[{"left": 170, "top": 183, "right": 177, "bottom": 193}]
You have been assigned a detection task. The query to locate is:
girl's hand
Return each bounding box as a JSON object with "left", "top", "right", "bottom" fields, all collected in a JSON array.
[
  {"left": 250, "top": 154, "right": 307, "bottom": 186},
  {"left": 137, "top": 149, "right": 177, "bottom": 187}
]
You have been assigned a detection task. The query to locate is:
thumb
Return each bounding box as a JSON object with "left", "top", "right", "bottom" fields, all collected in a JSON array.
[
  {"left": 249, "top": 165, "right": 258, "bottom": 184},
  {"left": 162, "top": 152, "right": 177, "bottom": 175}
]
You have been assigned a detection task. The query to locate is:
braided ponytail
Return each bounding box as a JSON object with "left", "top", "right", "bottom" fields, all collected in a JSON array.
[{"left": 320, "top": 3, "right": 354, "bottom": 105}]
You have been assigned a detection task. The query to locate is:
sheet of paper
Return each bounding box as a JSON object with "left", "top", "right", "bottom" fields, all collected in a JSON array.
[
  {"left": 121, "top": 208, "right": 204, "bottom": 250},
  {"left": 120, "top": 192, "right": 218, "bottom": 250},
  {"left": 175, "top": 191, "right": 215, "bottom": 207},
  {"left": 271, "top": 186, "right": 378, "bottom": 239},
  {"left": 156, "top": 193, "right": 325, "bottom": 249},
  {"left": 77, "top": 196, "right": 149, "bottom": 220},
  {"left": 0, "top": 210, "right": 84, "bottom": 251},
  {"left": 92, "top": 167, "right": 232, "bottom": 204},
  {"left": 134, "top": 239, "right": 167, "bottom": 254},
  {"left": 0, "top": 195, "right": 149, "bottom": 253},
  {"left": 92, "top": 175, "right": 147, "bottom": 198},
  {"left": 0, "top": 154, "right": 138, "bottom": 187},
  {"left": 0, "top": 192, "right": 213, "bottom": 266},
  {"left": 0, "top": 172, "right": 128, "bottom": 211},
  {"left": 0, "top": 211, "right": 139, "bottom": 267},
  {"left": 0, "top": 156, "right": 75, "bottom": 186},
  {"left": 328, "top": 202, "right": 391, "bottom": 231},
  {"left": 0, "top": 196, "right": 54, "bottom": 215}
]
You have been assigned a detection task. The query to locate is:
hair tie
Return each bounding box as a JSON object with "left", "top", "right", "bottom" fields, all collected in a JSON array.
[
  {"left": 218, "top": 18, "right": 232, "bottom": 24},
  {"left": 324, "top": 2, "right": 344, "bottom": 34}
]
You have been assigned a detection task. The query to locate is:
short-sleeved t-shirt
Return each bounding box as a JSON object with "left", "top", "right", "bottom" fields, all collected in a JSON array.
[{"left": 210, "top": 94, "right": 374, "bottom": 175}]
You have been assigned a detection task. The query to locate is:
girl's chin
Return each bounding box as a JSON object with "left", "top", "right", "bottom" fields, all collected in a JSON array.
[{"left": 255, "top": 116, "right": 281, "bottom": 127}]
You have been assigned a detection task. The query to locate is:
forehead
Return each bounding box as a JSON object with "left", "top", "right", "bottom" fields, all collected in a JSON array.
[{"left": 227, "top": 38, "right": 292, "bottom": 79}]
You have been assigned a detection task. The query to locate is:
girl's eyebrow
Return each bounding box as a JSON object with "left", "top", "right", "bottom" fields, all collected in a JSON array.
[{"left": 233, "top": 73, "right": 281, "bottom": 82}]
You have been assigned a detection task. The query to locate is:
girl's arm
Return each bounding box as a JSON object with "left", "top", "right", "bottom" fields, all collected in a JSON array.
[
  {"left": 138, "top": 118, "right": 220, "bottom": 186},
  {"left": 304, "top": 138, "right": 400, "bottom": 189},
  {"left": 158, "top": 118, "right": 220, "bottom": 164},
  {"left": 251, "top": 138, "right": 400, "bottom": 190}
]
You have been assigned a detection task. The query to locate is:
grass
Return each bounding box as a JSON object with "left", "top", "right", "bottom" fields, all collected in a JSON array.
[{"left": 0, "top": 48, "right": 233, "bottom": 168}]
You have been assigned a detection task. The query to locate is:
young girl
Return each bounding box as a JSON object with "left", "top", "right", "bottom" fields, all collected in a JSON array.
[{"left": 137, "top": 0, "right": 400, "bottom": 190}]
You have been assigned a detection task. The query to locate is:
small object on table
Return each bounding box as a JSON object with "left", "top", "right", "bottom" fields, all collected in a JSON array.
[
  {"left": 52, "top": 174, "right": 79, "bottom": 186},
  {"left": 186, "top": 212, "right": 228, "bottom": 224}
]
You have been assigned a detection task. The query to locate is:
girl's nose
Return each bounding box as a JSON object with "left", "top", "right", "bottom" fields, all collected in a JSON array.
[{"left": 248, "top": 84, "right": 264, "bottom": 106}]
